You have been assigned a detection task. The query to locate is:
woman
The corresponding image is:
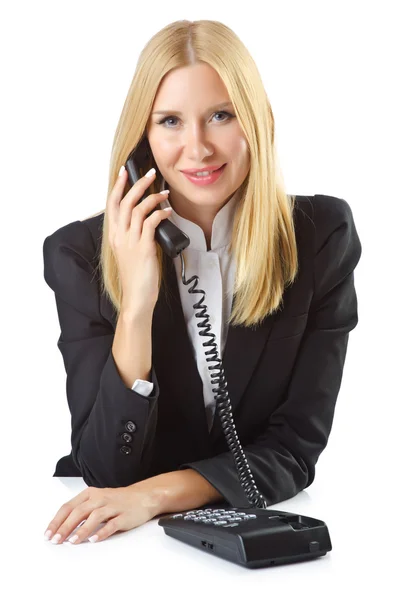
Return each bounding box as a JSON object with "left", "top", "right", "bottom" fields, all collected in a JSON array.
[{"left": 42, "top": 19, "right": 362, "bottom": 545}]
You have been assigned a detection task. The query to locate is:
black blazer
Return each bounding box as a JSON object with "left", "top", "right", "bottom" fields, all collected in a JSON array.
[{"left": 42, "top": 194, "right": 362, "bottom": 508}]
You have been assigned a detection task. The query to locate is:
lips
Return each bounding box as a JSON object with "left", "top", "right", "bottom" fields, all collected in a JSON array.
[
  {"left": 181, "top": 164, "right": 226, "bottom": 174},
  {"left": 181, "top": 163, "right": 227, "bottom": 186}
]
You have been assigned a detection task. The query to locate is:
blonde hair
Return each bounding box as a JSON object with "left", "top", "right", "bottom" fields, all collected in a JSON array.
[{"left": 85, "top": 19, "right": 298, "bottom": 328}]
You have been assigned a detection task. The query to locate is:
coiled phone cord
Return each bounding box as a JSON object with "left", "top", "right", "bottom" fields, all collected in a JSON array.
[{"left": 178, "top": 251, "right": 267, "bottom": 510}]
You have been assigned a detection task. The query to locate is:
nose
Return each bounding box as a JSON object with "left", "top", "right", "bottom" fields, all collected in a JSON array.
[{"left": 183, "top": 123, "right": 213, "bottom": 161}]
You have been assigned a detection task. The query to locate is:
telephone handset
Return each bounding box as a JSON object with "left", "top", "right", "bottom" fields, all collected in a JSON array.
[
  {"left": 123, "top": 140, "right": 332, "bottom": 568},
  {"left": 125, "top": 138, "right": 190, "bottom": 258}
]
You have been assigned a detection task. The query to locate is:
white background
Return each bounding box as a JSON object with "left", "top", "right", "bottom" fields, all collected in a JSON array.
[{"left": 1, "top": 0, "right": 395, "bottom": 597}]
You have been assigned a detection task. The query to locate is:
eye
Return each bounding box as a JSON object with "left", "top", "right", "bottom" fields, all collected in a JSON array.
[{"left": 156, "top": 111, "right": 234, "bottom": 128}]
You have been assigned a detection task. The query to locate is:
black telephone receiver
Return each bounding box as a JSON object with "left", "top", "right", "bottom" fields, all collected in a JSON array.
[
  {"left": 123, "top": 140, "right": 332, "bottom": 569},
  {"left": 124, "top": 137, "right": 190, "bottom": 258}
]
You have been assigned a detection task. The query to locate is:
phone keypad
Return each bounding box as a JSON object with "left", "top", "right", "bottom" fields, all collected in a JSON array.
[{"left": 169, "top": 508, "right": 257, "bottom": 528}]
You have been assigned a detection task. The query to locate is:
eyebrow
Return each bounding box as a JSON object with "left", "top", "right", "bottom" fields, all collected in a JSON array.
[{"left": 152, "top": 101, "right": 233, "bottom": 116}]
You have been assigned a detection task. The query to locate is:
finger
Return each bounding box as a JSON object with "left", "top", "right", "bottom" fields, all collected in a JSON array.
[
  {"left": 80, "top": 517, "right": 121, "bottom": 544},
  {"left": 140, "top": 207, "right": 173, "bottom": 245},
  {"left": 118, "top": 168, "right": 157, "bottom": 233},
  {"left": 67, "top": 507, "right": 116, "bottom": 545},
  {"left": 44, "top": 487, "right": 91, "bottom": 542},
  {"left": 129, "top": 192, "right": 170, "bottom": 238},
  {"left": 107, "top": 166, "right": 128, "bottom": 240},
  {"left": 48, "top": 501, "right": 94, "bottom": 545}
]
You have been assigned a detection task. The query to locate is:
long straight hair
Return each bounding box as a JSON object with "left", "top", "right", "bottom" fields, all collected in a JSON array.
[{"left": 85, "top": 20, "right": 299, "bottom": 328}]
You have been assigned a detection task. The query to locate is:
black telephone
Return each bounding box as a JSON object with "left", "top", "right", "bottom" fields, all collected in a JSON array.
[{"left": 124, "top": 138, "right": 332, "bottom": 569}]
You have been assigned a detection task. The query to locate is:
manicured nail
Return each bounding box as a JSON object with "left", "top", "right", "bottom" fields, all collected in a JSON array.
[
  {"left": 88, "top": 535, "right": 99, "bottom": 543},
  {"left": 145, "top": 167, "right": 156, "bottom": 178},
  {"left": 44, "top": 529, "right": 53, "bottom": 541},
  {"left": 164, "top": 207, "right": 173, "bottom": 212},
  {"left": 68, "top": 534, "right": 78, "bottom": 544},
  {"left": 51, "top": 533, "right": 62, "bottom": 544},
  {"left": 118, "top": 165, "right": 125, "bottom": 176},
  {"left": 160, "top": 190, "right": 170, "bottom": 195}
]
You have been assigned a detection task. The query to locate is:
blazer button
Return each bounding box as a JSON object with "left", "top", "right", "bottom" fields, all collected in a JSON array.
[
  {"left": 125, "top": 421, "right": 137, "bottom": 433},
  {"left": 121, "top": 432, "right": 133, "bottom": 443},
  {"left": 120, "top": 445, "right": 132, "bottom": 455}
]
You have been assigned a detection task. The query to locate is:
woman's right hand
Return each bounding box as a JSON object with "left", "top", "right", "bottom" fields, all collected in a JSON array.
[{"left": 107, "top": 166, "right": 172, "bottom": 318}]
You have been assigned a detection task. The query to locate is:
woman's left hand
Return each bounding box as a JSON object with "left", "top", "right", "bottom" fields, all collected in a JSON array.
[{"left": 44, "top": 482, "right": 162, "bottom": 545}]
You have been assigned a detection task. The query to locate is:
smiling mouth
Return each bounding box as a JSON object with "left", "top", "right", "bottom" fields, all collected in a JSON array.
[
  {"left": 180, "top": 163, "right": 227, "bottom": 186},
  {"left": 181, "top": 164, "right": 226, "bottom": 175}
]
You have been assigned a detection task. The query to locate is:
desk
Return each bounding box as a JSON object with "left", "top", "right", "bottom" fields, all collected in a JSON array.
[{"left": 4, "top": 475, "right": 392, "bottom": 599}]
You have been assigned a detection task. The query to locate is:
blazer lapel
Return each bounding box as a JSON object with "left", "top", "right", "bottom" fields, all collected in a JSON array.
[
  {"left": 153, "top": 253, "right": 280, "bottom": 449},
  {"left": 151, "top": 254, "right": 211, "bottom": 456},
  {"left": 209, "top": 299, "right": 278, "bottom": 445}
]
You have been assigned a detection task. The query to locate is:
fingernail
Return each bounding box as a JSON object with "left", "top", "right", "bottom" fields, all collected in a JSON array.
[
  {"left": 51, "top": 533, "right": 62, "bottom": 544},
  {"left": 164, "top": 207, "right": 173, "bottom": 212},
  {"left": 88, "top": 535, "right": 99, "bottom": 543},
  {"left": 118, "top": 165, "right": 125, "bottom": 176},
  {"left": 145, "top": 167, "right": 156, "bottom": 178},
  {"left": 44, "top": 529, "right": 53, "bottom": 541},
  {"left": 68, "top": 534, "right": 78, "bottom": 544},
  {"left": 160, "top": 190, "right": 170, "bottom": 195}
]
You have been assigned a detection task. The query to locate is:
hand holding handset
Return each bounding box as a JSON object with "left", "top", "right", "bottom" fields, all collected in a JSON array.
[{"left": 107, "top": 137, "right": 189, "bottom": 317}]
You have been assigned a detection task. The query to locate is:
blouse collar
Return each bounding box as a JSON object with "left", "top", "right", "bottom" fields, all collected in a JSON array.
[{"left": 160, "top": 187, "right": 242, "bottom": 252}]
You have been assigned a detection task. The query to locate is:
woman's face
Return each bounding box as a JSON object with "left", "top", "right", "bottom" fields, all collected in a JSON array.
[{"left": 146, "top": 62, "right": 250, "bottom": 217}]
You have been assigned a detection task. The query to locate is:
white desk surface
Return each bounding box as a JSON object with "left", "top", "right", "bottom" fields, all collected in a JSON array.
[{"left": 4, "top": 475, "right": 392, "bottom": 600}]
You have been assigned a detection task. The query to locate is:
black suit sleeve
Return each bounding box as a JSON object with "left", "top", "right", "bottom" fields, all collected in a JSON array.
[
  {"left": 177, "top": 195, "right": 362, "bottom": 508},
  {"left": 43, "top": 219, "right": 160, "bottom": 488}
]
